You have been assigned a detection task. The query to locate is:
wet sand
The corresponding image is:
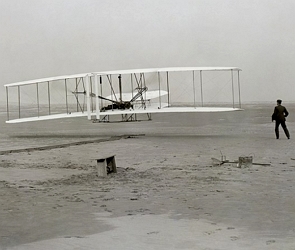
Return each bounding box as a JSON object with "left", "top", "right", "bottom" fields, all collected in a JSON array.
[{"left": 1, "top": 108, "right": 295, "bottom": 249}]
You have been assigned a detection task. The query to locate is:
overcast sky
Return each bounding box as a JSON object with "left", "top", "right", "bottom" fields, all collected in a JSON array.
[{"left": 1, "top": 0, "right": 295, "bottom": 103}]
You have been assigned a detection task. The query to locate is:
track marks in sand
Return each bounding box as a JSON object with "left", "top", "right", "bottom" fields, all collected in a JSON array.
[{"left": 3, "top": 156, "right": 295, "bottom": 248}]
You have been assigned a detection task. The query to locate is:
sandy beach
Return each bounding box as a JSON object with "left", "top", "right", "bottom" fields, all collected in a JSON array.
[
  {"left": 2, "top": 0, "right": 295, "bottom": 248},
  {"left": 1, "top": 106, "right": 295, "bottom": 249}
]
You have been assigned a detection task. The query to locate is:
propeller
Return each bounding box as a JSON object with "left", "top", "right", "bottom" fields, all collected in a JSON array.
[{"left": 70, "top": 75, "right": 149, "bottom": 111}]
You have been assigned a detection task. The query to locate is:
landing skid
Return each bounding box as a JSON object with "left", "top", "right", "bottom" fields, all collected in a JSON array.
[{"left": 92, "top": 113, "right": 152, "bottom": 123}]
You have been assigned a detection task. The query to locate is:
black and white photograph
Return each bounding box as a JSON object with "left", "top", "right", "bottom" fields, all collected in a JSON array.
[{"left": 0, "top": 1, "right": 295, "bottom": 249}]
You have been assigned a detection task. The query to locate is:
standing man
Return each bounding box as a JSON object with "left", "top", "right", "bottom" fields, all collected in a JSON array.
[{"left": 272, "top": 99, "right": 290, "bottom": 139}]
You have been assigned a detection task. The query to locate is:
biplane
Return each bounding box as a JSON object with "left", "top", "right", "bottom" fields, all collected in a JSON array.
[{"left": 4, "top": 67, "right": 242, "bottom": 123}]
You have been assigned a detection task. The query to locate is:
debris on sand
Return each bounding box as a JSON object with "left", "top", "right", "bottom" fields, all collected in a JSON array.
[{"left": 211, "top": 155, "right": 270, "bottom": 167}]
